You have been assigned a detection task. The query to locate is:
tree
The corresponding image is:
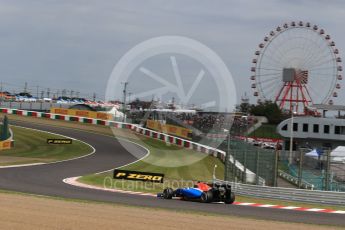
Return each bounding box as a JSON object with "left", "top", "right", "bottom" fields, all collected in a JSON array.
[
  {"left": 249, "top": 101, "right": 285, "bottom": 124},
  {"left": 237, "top": 102, "right": 250, "bottom": 114}
]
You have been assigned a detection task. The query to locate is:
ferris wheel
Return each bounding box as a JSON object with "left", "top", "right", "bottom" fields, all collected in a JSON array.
[{"left": 251, "top": 21, "right": 342, "bottom": 114}]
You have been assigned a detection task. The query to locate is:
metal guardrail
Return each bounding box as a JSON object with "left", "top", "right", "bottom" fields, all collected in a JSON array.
[{"left": 230, "top": 182, "right": 345, "bottom": 206}]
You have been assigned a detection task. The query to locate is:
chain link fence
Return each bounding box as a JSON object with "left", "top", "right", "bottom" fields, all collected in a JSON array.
[
  {"left": 220, "top": 139, "right": 277, "bottom": 186},
  {"left": 219, "top": 137, "right": 345, "bottom": 191},
  {"left": 279, "top": 149, "right": 345, "bottom": 191}
]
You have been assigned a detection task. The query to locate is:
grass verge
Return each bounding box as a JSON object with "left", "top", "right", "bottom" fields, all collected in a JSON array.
[
  {"left": 0, "top": 125, "right": 93, "bottom": 165},
  {"left": 79, "top": 135, "right": 225, "bottom": 194}
]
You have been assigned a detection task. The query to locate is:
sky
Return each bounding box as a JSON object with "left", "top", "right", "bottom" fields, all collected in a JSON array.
[{"left": 1, "top": 0, "right": 345, "bottom": 108}]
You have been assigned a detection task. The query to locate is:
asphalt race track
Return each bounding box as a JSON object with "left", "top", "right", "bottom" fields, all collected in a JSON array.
[{"left": 1, "top": 121, "right": 345, "bottom": 226}]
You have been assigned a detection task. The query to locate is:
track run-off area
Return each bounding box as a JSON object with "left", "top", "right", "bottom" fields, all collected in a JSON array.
[{"left": 0, "top": 118, "right": 345, "bottom": 227}]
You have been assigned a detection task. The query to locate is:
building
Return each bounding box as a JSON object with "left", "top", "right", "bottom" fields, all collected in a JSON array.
[{"left": 277, "top": 105, "right": 345, "bottom": 150}]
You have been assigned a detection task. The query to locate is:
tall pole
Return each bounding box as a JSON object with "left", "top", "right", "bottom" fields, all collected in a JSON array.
[
  {"left": 298, "top": 149, "right": 303, "bottom": 188},
  {"left": 24, "top": 82, "right": 28, "bottom": 93},
  {"left": 122, "top": 82, "right": 128, "bottom": 122},
  {"left": 255, "top": 150, "right": 260, "bottom": 185},
  {"left": 289, "top": 104, "right": 295, "bottom": 165},
  {"left": 273, "top": 149, "right": 279, "bottom": 187},
  {"left": 36, "top": 85, "right": 38, "bottom": 98},
  {"left": 325, "top": 150, "right": 331, "bottom": 191},
  {"left": 289, "top": 112, "right": 294, "bottom": 164},
  {"left": 0, "top": 81, "right": 3, "bottom": 106},
  {"left": 128, "top": 92, "right": 132, "bottom": 103},
  {"left": 225, "top": 130, "right": 231, "bottom": 181}
]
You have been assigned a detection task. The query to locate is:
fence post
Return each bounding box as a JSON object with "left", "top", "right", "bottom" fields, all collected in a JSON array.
[
  {"left": 298, "top": 149, "right": 303, "bottom": 189},
  {"left": 325, "top": 149, "right": 331, "bottom": 191},
  {"left": 255, "top": 150, "right": 260, "bottom": 185},
  {"left": 243, "top": 150, "right": 247, "bottom": 184},
  {"left": 233, "top": 150, "right": 237, "bottom": 179},
  {"left": 224, "top": 133, "right": 231, "bottom": 181},
  {"left": 273, "top": 150, "right": 279, "bottom": 187}
]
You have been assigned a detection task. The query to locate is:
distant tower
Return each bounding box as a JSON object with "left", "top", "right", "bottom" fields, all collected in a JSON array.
[
  {"left": 24, "top": 82, "right": 28, "bottom": 93},
  {"left": 47, "top": 88, "right": 51, "bottom": 98},
  {"left": 237, "top": 92, "right": 250, "bottom": 114},
  {"left": 241, "top": 92, "right": 249, "bottom": 104}
]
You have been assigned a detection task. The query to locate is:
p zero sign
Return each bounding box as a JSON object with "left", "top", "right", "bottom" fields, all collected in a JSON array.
[
  {"left": 113, "top": 170, "right": 164, "bottom": 183},
  {"left": 47, "top": 139, "right": 73, "bottom": 144}
]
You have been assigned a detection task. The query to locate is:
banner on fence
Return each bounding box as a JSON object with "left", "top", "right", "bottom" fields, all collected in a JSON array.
[
  {"left": 146, "top": 120, "right": 192, "bottom": 139},
  {"left": 50, "top": 108, "right": 112, "bottom": 120}
]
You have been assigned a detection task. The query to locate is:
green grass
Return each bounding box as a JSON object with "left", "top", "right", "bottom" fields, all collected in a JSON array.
[
  {"left": 248, "top": 123, "right": 282, "bottom": 139},
  {"left": 0, "top": 126, "right": 93, "bottom": 165},
  {"left": 78, "top": 136, "right": 225, "bottom": 193},
  {"left": 122, "top": 137, "right": 224, "bottom": 181}
]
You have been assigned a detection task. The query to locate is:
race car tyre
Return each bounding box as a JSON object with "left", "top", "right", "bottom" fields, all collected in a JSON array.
[
  {"left": 201, "top": 190, "right": 213, "bottom": 203},
  {"left": 163, "top": 188, "right": 174, "bottom": 199},
  {"left": 224, "top": 191, "right": 235, "bottom": 204}
]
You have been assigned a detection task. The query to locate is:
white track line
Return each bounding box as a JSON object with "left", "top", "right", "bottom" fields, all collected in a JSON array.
[
  {"left": 94, "top": 136, "right": 150, "bottom": 175},
  {"left": 281, "top": 206, "right": 300, "bottom": 210},
  {"left": 63, "top": 177, "right": 156, "bottom": 197},
  {"left": 0, "top": 125, "right": 96, "bottom": 168}
]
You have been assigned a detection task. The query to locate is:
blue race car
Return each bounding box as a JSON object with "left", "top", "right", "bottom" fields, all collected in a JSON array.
[{"left": 157, "top": 182, "right": 235, "bottom": 204}]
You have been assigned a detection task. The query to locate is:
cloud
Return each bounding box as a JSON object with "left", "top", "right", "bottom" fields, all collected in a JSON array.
[{"left": 0, "top": 0, "right": 344, "bottom": 105}]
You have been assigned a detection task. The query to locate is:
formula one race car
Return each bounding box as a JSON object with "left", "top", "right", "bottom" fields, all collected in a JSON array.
[{"left": 157, "top": 182, "right": 235, "bottom": 204}]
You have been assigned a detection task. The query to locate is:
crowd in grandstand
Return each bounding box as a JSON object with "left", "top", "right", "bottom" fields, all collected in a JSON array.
[{"left": 130, "top": 110, "right": 256, "bottom": 134}]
